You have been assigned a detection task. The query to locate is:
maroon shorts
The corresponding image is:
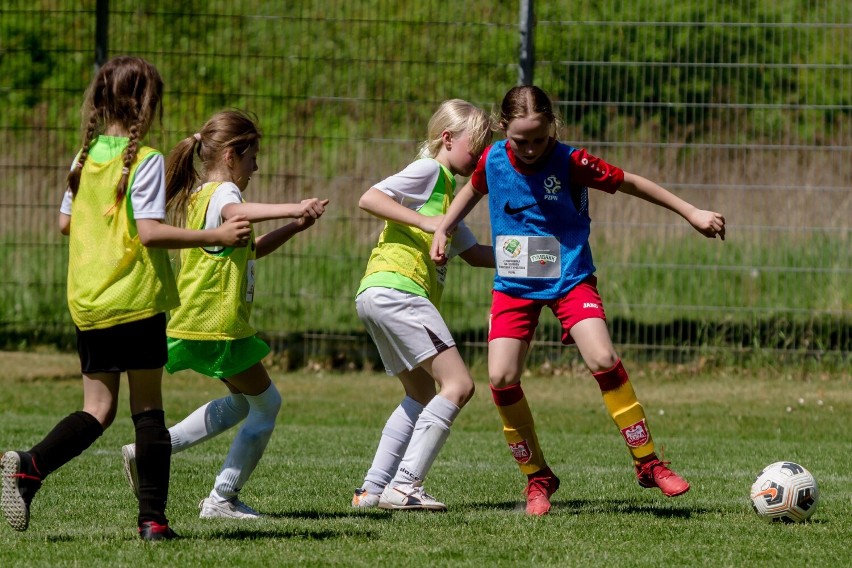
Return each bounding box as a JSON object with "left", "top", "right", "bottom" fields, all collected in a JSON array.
[{"left": 488, "top": 277, "right": 607, "bottom": 345}]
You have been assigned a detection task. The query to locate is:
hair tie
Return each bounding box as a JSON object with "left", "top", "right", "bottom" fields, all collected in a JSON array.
[
  {"left": 121, "top": 167, "right": 130, "bottom": 175},
  {"left": 75, "top": 161, "right": 84, "bottom": 170},
  {"left": 193, "top": 133, "right": 202, "bottom": 142}
]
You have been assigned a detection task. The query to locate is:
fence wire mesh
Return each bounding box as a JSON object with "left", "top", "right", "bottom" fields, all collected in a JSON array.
[{"left": 1, "top": 1, "right": 849, "bottom": 368}]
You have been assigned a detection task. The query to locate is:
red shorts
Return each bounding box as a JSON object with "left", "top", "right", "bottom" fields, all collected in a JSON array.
[{"left": 488, "top": 277, "right": 607, "bottom": 345}]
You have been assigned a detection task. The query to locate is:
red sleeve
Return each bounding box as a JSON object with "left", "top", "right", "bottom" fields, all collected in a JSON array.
[
  {"left": 470, "top": 145, "right": 492, "bottom": 194},
  {"left": 569, "top": 148, "right": 624, "bottom": 194}
]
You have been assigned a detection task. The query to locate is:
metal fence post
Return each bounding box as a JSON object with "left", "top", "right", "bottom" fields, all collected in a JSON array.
[
  {"left": 519, "top": 0, "right": 534, "bottom": 85},
  {"left": 95, "top": 0, "right": 109, "bottom": 70}
]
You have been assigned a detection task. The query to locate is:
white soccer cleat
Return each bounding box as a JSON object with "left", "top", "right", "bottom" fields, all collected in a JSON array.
[
  {"left": 121, "top": 444, "right": 139, "bottom": 499},
  {"left": 351, "top": 487, "right": 381, "bottom": 509},
  {"left": 199, "top": 496, "right": 262, "bottom": 519},
  {"left": 378, "top": 482, "right": 447, "bottom": 511}
]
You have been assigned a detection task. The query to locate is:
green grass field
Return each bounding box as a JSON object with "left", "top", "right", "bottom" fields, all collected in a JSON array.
[{"left": 0, "top": 350, "right": 850, "bottom": 567}]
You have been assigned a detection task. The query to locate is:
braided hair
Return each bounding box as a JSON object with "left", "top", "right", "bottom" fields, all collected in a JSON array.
[{"left": 66, "top": 56, "right": 163, "bottom": 204}]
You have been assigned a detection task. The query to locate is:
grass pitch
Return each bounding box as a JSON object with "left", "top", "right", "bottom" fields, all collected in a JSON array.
[{"left": 0, "top": 350, "right": 849, "bottom": 567}]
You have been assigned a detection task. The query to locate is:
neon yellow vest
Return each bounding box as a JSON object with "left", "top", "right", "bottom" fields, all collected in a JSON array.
[
  {"left": 357, "top": 161, "right": 455, "bottom": 307},
  {"left": 67, "top": 140, "right": 179, "bottom": 330},
  {"left": 167, "top": 182, "right": 257, "bottom": 340}
]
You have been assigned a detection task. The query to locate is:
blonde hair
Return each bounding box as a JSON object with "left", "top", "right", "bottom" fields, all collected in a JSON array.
[
  {"left": 166, "top": 109, "right": 261, "bottom": 226},
  {"left": 417, "top": 99, "right": 492, "bottom": 159},
  {"left": 67, "top": 56, "right": 164, "bottom": 203}
]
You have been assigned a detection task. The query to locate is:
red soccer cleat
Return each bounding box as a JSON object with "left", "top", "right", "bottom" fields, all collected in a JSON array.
[
  {"left": 636, "top": 458, "right": 690, "bottom": 497},
  {"left": 524, "top": 469, "right": 560, "bottom": 516},
  {"left": 138, "top": 521, "right": 179, "bottom": 541}
]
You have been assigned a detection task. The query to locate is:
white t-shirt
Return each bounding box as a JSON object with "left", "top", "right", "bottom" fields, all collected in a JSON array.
[
  {"left": 60, "top": 153, "right": 166, "bottom": 220},
  {"left": 374, "top": 158, "right": 476, "bottom": 258},
  {"left": 200, "top": 182, "right": 243, "bottom": 230}
]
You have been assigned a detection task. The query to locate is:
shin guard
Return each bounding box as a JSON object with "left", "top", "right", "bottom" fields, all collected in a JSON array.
[
  {"left": 491, "top": 383, "right": 546, "bottom": 475},
  {"left": 593, "top": 360, "right": 655, "bottom": 463}
]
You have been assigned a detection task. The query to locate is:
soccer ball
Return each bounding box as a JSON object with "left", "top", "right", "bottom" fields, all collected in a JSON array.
[{"left": 750, "top": 461, "right": 819, "bottom": 523}]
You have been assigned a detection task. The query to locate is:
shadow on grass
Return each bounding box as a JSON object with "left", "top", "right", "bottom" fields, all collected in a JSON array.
[
  {"left": 42, "top": 524, "right": 381, "bottom": 543},
  {"left": 467, "top": 498, "right": 705, "bottom": 518},
  {"left": 262, "top": 510, "right": 392, "bottom": 520},
  {"left": 201, "top": 526, "right": 379, "bottom": 541}
]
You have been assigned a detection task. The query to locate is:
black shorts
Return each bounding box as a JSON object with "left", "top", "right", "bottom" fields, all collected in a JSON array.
[{"left": 75, "top": 313, "right": 168, "bottom": 373}]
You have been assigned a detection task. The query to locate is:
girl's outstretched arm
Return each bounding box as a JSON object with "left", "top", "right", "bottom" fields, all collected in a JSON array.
[
  {"left": 222, "top": 198, "right": 327, "bottom": 223},
  {"left": 136, "top": 215, "right": 251, "bottom": 248},
  {"left": 430, "top": 181, "right": 484, "bottom": 264},
  {"left": 255, "top": 204, "right": 326, "bottom": 259},
  {"left": 359, "top": 187, "right": 443, "bottom": 232},
  {"left": 619, "top": 171, "right": 726, "bottom": 240}
]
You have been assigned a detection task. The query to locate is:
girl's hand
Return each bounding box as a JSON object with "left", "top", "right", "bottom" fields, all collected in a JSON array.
[
  {"left": 300, "top": 198, "right": 329, "bottom": 219},
  {"left": 216, "top": 214, "right": 252, "bottom": 246},
  {"left": 689, "top": 209, "right": 726, "bottom": 240},
  {"left": 295, "top": 198, "right": 328, "bottom": 230},
  {"left": 296, "top": 215, "right": 317, "bottom": 230},
  {"left": 430, "top": 230, "right": 450, "bottom": 265}
]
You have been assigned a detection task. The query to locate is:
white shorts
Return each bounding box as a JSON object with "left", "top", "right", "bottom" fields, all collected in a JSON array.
[{"left": 356, "top": 287, "right": 455, "bottom": 376}]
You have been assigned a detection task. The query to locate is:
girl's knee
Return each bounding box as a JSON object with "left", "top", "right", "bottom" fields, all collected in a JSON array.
[
  {"left": 249, "top": 382, "right": 282, "bottom": 417},
  {"left": 458, "top": 380, "right": 475, "bottom": 406},
  {"left": 585, "top": 351, "right": 619, "bottom": 374},
  {"left": 440, "top": 375, "right": 475, "bottom": 407},
  {"left": 84, "top": 405, "right": 117, "bottom": 428},
  {"left": 489, "top": 369, "right": 522, "bottom": 389},
  {"left": 100, "top": 411, "right": 117, "bottom": 429}
]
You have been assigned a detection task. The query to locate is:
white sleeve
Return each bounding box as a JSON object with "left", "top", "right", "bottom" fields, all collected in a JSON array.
[
  {"left": 60, "top": 189, "right": 73, "bottom": 215},
  {"left": 203, "top": 182, "right": 243, "bottom": 230},
  {"left": 59, "top": 153, "right": 80, "bottom": 215},
  {"left": 130, "top": 153, "right": 167, "bottom": 220},
  {"left": 447, "top": 221, "right": 478, "bottom": 258},
  {"left": 373, "top": 159, "right": 441, "bottom": 209},
  {"left": 59, "top": 153, "right": 165, "bottom": 218}
]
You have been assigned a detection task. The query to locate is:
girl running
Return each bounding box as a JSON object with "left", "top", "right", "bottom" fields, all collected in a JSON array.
[{"left": 121, "top": 109, "right": 327, "bottom": 519}]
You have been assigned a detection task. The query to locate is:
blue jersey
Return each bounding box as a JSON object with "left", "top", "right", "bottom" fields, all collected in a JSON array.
[{"left": 485, "top": 140, "right": 596, "bottom": 299}]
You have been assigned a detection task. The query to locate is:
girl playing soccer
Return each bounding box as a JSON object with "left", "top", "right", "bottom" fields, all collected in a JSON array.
[
  {"left": 0, "top": 56, "right": 251, "bottom": 540},
  {"left": 431, "top": 85, "right": 726, "bottom": 515},
  {"left": 351, "top": 99, "right": 494, "bottom": 511},
  {"left": 121, "top": 109, "right": 327, "bottom": 519}
]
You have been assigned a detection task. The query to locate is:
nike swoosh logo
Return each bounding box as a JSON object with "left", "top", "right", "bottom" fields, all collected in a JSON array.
[
  {"left": 504, "top": 201, "right": 537, "bottom": 215},
  {"left": 754, "top": 488, "right": 778, "bottom": 500}
]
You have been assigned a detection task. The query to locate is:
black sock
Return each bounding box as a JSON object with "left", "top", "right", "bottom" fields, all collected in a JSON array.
[
  {"left": 133, "top": 409, "right": 171, "bottom": 526},
  {"left": 29, "top": 411, "right": 104, "bottom": 478}
]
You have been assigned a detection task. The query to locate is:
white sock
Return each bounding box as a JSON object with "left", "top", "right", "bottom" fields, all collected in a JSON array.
[
  {"left": 212, "top": 383, "right": 281, "bottom": 501},
  {"left": 363, "top": 396, "right": 424, "bottom": 495},
  {"left": 392, "top": 395, "right": 459, "bottom": 486},
  {"left": 169, "top": 393, "right": 249, "bottom": 454}
]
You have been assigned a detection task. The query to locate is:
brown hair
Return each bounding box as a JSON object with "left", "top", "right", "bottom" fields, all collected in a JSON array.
[
  {"left": 165, "top": 109, "right": 261, "bottom": 226},
  {"left": 497, "top": 85, "right": 561, "bottom": 133},
  {"left": 66, "top": 56, "right": 163, "bottom": 203}
]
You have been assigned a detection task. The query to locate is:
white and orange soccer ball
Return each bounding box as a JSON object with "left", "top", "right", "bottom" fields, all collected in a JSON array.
[{"left": 750, "top": 461, "right": 819, "bottom": 523}]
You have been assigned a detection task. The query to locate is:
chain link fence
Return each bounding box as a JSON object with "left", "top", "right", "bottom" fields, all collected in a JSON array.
[{"left": 1, "top": 1, "right": 849, "bottom": 368}]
